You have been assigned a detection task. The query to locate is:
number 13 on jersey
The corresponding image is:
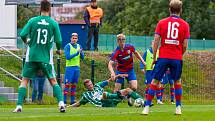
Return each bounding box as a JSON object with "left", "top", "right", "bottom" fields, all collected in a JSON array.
[{"left": 37, "top": 28, "right": 48, "bottom": 44}]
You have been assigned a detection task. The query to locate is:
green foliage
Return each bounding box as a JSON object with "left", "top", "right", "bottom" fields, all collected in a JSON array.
[
  {"left": 0, "top": 50, "right": 214, "bottom": 103},
  {"left": 17, "top": 6, "right": 38, "bottom": 28},
  {"left": 99, "top": 0, "right": 215, "bottom": 39}
]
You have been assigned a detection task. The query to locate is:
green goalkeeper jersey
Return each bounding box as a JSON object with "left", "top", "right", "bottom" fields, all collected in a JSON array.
[{"left": 20, "top": 15, "right": 62, "bottom": 64}]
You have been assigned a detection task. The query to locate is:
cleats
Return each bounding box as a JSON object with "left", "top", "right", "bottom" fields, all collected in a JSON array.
[
  {"left": 175, "top": 106, "right": 182, "bottom": 115},
  {"left": 13, "top": 106, "right": 22, "bottom": 113}
]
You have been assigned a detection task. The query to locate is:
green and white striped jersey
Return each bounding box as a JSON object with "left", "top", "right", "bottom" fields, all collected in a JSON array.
[
  {"left": 20, "top": 15, "right": 62, "bottom": 64},
  {"left": 80, "top": 83, "right": 104, "bottom": 107}
]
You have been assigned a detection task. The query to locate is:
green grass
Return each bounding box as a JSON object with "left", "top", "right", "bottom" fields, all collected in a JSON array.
[{"left": 1, "top": 104, "right": 215, "bottom": 121}]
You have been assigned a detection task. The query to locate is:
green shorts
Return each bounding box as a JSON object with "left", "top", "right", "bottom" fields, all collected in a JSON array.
[
  {"left": 22, "top": 62, "right": 56, "bottom": 79},
  {"left": 101, "top": 99, "right": 122, "bottom": 107}
]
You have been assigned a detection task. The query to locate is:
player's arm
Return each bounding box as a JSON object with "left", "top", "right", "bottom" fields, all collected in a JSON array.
[
  {"left": 134, "top": 51, "right": 146, "bottom": 66},
  {"left": 83, "top": 9, "right": 90, "bottom": 27},
  {"left": 140, "top": 51, "right": 147, "bottom": 74},
  {"left": 69, "top": 101, "right": 81, "bottom": 107},
  {"left": 97, "top": 74, "right": 128, "bottom": 88},
  {"left": 80, "top": 45, "right": 84, "bottom": 60},
  {"left": 68, "top": 96, "right": 88, "bottom": 107},
  {"left": 183, "top": 23, "right": 190, "bottom": 55},
  {"left": 64, "top": 45, "right": 81, "bottom": 60},
  {"left": 182, "top": 39, "right": 188, "bottom": 55},
  {"left": 153, "top": 34, "right": 160, "bottom": 63},
  {"left": 20, "top": 19, "right": 33, "bottom": 43},
  {"left": 108, "top": 60, "right": 116, "bottom": 81},
  {"left": 53, "top": 21, "right": 62, "bottom": 54}
]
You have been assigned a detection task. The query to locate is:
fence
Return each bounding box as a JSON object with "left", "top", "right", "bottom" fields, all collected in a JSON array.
[{"left": 98, "top": 34, "right": 215, "bottom": 51}]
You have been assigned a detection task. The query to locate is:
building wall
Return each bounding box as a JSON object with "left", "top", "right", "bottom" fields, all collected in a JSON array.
[{"left": 0, "top": 0, "right": 17, "bottom": 48}]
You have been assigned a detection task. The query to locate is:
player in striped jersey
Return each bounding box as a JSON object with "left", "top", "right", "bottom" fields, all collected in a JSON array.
[{"left": 69, "top": 74, "right": 144, "bottom": 107}]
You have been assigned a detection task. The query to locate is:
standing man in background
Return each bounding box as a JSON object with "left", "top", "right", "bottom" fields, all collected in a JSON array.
[
  {"left": 84, "top": 0, "right": 103, "bottom": 51},
  {"left": 13, "top": 0, "right": 65, "bottom": 113},
  {"left": 142, "top": 0, "right": 190, "bottom": 115},
  {"left": 63, "top": 33, "right": 84, "bottom": 106},
  {"left": 31, "top": 70, "right": 46, "bottom": 103}
]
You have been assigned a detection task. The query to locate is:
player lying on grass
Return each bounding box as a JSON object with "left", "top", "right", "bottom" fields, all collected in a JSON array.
[{"left": 68, "top": 74, "right": 144, "bottom": 107}]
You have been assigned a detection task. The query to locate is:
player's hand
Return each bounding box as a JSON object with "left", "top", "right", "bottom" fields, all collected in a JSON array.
[
  {"left": 115, "top": 74, "right": 128, "bottom": 79},
  {"left": 151, "top": 59, "right": 156, "bottom": 69},
  {"left": 141, "top": 69, "right": 145, "bottom": 74},
  {"left": 111, "top": 72, "right": 116, "bottom": 81},
  {"left": 56, "top": 50, "right": 62, "bottom": 55},
  {"left": 78, "top": 48, "right": 83, "bottom": 53}
]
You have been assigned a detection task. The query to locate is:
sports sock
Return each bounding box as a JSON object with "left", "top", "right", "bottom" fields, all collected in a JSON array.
[
  {"left": 63, "top": 83, "right": 69, "bottom": 104},
  {"left": 170, "top": 87, "right": 175, "bottom": 102},
  {"left": 145, "top": 87, "right": 149, "bottom": 99},
  {"left": 70, "top": 84, "right": 76, "bottom": 104},
  {"left": 146, "top": 84, "right": 157, "bottom": 106},
  {"left": 17, "top": 87, "right": 27, "bottom": 106},
  {"left": 160, "top": 87, "right": 164, "bottom": 101},
  {"left": 53, "top": 84, "right": 63, "bottom": 103},
  {"left": 129, "top": 91, "right": 142, "bottom": 100},
  {"left": 156, "top": 87, "right": 162, "bottom": 101},
  {"left": 174, "top": 84, "right": 182, "bottom": 107}
]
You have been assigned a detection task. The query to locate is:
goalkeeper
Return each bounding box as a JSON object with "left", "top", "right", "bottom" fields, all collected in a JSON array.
[{"left": 68, "top": 74, "right": 144, "bottom": 107}]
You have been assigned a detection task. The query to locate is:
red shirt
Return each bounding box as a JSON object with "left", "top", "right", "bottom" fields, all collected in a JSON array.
[
  {"left": 155, "top": 15, "right": 190, "bottom": 60},
  {"left": 110, "top": 44, "right": 135, "bottom": 72}
]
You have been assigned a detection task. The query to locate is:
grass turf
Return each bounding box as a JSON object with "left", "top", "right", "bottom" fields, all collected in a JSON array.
[{"left": 0, "top": 104, "right": 215, "bottom": 121}]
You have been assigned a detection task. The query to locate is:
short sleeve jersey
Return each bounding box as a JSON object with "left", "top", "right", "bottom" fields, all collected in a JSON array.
[
  {"left": 110, "top": 44, "right": 136, "bottom": 72},
  {"left": 155, "top": 15, "right": 190, "bottom": 60},
  {"left": 20, "top": 16, "right": 62, "bottom": 63}
]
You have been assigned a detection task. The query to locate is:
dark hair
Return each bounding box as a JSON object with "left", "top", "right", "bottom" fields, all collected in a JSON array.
[
  {"left": 40, "top": 0, "right": 51, "bottom": 12},
  {"left": 169, "top": 0, "right": 182, "bottom": 14}
]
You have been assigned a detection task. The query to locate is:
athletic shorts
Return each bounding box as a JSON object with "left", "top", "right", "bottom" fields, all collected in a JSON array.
[
  {"left": 145, "top": 70, "right": 153, "bottom": 84},
  {"left": 64, "top": 67, "right": 80, "bottom": 84},
  {"left": 152, "top": 58, "right": 183, "bottom": 81},
  {"left": 102, "top": 92, "right": 122, "bottom": 107},
  {"left": 22, "top": 62, "right": 56, "bottom": 79},
  {"left": 115, "top": 69, "right": 137, "bottom": 84},
  {"left": 161, "top": 73, "right": 174, "bottom": 85}
]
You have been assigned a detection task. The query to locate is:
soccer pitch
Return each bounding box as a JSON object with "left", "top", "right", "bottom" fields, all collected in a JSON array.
[{"left": 1, "top": 105, "right": 215, "bottom": 121}]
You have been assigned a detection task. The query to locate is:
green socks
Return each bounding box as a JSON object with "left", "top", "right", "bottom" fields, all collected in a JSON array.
[
  {"left": 17, "top": 87, "right": 27, "bottom": 106},
  {"left": 129, "top": 91, "right": 142, "bottom": 100},
  {"left": 53, "top": 84, "right": 63, "bottom": 103}
]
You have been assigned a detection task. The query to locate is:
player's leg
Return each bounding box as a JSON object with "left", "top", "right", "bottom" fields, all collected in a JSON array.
[
  {"left": 114, "top": 71, "right": 125, "bottom": 92},
  {"left": 70, "top": 69, "right": 80, "bottom": 105},
  {"left": 169, "top": 80, "right": 175, "bottom": 104},
  {"left": 121, "top": 88, "right": 143, "bottom": 100},
  {"left": 13, "top": 62, "right": 37, "bottom": 113},
  {"left": 127, "top": 69, "right": 137, "bottom": 106},
  {"left": 142, "top": 58, "right": 167, "bottom": 115},
  {"left": 38, "top": 77, "right": 46, "bottom": 102},
  {"left": 63, "top": 68, "right": 73, "bottom": 105},
  {"left": 144, "top": 70, "right": 153, "bottom": 100},
  {"left": 31, "top": 78, "right": 38, "bottom": 102},
  {"left": 41, "top": 63, "right": 65, "bottom": 112},
  {"left": 94, "top": 26, "right": 99, "bottom": 51},
  {"left": 170, "top": 60, "right": 183, "bottom": 115},
  {"left": 156, "top": 82, "right": 164, "bottom": 104},
  {"left": 86, "top": 27, "right": 94, "bottom": 50}
]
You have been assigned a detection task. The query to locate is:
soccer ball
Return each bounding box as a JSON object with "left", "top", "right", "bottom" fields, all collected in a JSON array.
[{"left": 133, "top": 98, "right": 144, "bottom": 107}]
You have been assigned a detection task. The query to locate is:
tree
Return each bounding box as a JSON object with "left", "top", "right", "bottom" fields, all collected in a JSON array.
[{"left": 99, "top": 0, "right": 215, "bottom": 39}]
